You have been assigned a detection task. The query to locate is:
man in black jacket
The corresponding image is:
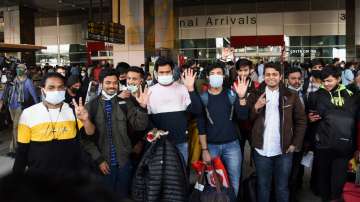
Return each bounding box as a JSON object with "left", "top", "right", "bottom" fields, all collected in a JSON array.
[
  {"left": 82, "top": 69, "right": 148, "bottom": 199},
  {"left": 308, "top": 65, "right": 358, "bottom": 201}
]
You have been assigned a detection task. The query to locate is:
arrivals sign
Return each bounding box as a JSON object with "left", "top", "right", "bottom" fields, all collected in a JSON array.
[
  {"left": 179, "top": 15, "right": 257, "bottom": 28},
  {"left": 87, "top": 21, "right": 125, "bottom": 44}
]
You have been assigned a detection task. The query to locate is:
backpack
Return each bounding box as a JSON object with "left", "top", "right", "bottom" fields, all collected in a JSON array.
[
  {"left": 199, "top": 89, "right": 237, "bottom": 125},
  {"left": 316, "top": 108, "right": 356, "bottom": 156}
]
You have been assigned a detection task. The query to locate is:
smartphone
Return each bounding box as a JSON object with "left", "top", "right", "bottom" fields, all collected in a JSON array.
[{"left": 309, "top": 110, "right": 319, "bottom": 116}]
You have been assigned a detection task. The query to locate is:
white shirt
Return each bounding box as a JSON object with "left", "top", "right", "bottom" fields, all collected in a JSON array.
[{"left": 255, "top": 86, "right": 282, "bottom": 157}]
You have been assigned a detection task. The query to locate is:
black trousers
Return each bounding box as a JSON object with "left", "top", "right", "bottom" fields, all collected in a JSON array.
[
  {"left": 312, "top": 148, "right": 349, "bottom": 200},
  {"left": 289, "top": 151, "right": 304, "bottom": 202}
]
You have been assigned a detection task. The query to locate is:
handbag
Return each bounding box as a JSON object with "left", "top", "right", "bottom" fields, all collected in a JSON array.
[{"left": 190, "top": 160, "right": 236, "bottom": 202}]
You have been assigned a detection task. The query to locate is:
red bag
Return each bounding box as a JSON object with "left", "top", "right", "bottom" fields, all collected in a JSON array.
[
  {"left": 192, "top": 157, "right": 230, "bottom": 188},
  {"left": 343, "top": 182, "right": 360, "bottom": 202}
]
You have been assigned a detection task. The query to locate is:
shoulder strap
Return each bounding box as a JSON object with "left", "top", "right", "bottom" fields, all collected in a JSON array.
[
  {"left": 199, "top": 91, "right": 214, "bottom": 125},
  {"left": 227, "top": 89, "right": 237, "bottom": 121}
]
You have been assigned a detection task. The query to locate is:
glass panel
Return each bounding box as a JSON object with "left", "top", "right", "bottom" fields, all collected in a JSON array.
[
  {"left": 289, "top": 36, "right": 301, "bottom": 46},
  {"left": 245, "top": 46, "right": 257, "bottom": 53}
]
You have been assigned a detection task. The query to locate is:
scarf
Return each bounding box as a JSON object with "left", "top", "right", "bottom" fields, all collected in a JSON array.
[
  {"left": 320, "top": 84, "right": 353, "bottom": 107},
  {"left": 8, "top": 77, "right": 26, "bottom": 105}
]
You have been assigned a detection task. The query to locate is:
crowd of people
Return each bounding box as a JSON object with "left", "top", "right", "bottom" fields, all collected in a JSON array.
[{"left": 0, "top": 55, "right": 360, "bottom": 202}]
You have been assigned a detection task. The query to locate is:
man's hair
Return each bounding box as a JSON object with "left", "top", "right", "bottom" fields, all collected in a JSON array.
[
  {"left": 321, "top": 65, "right": 341, "bottom": 80},
  {"left": 235, "top": 59, "right": 252, "bottom": 70},
  {"left": 332, "top": 57, "right": 340, "bottom": 64},
  {"left": 127, "top": 66, "right": 145, "bottom": 79},
  {"left": 311, "top": 59, "right": 324, "bottom": 68},
  {"left": 99, "top": 68, "right": 119, "bottom": 83},
  {"left": 17, "top": 64, "right": 27, "bottom": 70},
  {"left": 41, "top": 72, "right": 66, "bottom": 87},
  {"left": 56, "top": 66, "right": 66, "bottom": 71},
  {"left": 182, "top": 59, "right": 196, "bottom": 69},
  {"left": 206, "top": 62, "right": 225, "bottom": 75},
  {"left": 115, "top": 62, "right": 130, "bottom": 75},
  {"left": 154, "top": 57, "right": 174, "bottom": 71},
  {"left": 264, "top": 62, "right": 282, "bottom": 74},
  {"left": 287, "top": 68, "right": 302, "bottom": 78}
]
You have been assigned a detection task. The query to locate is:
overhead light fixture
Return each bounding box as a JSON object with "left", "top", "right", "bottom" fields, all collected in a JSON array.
[{"left": 58, "top": 0, "right": 63, "bottom": 3}]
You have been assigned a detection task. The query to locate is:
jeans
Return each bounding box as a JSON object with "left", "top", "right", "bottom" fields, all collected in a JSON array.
[
  {"left": 103, "top": 161, "right": 133, "bottom": 199},
  {"left": 208, "top": 140, "right": 242, "bottom": 196},
  {"left": 253, "top": 150, "right": 293, "bottom": 202},
  {"left": 176, "top": 142, "right": 189, "bottom": 166},
  {"left": 9, "top": 108, "right": 22, "bottom": 153}
]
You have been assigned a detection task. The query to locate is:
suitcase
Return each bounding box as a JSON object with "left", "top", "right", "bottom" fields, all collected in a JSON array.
[{"left": 343, "top": 182, "right": 360, "bottom": 202}]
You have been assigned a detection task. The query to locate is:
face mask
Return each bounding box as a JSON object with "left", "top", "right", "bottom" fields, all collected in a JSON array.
[
  {"left": 157, "top": 75, "right": 174, "bottom": 86},
  {"left": 71, "top": 87, "right": 80, "bottom": 94},
  {"left": 127, "top": 84, "right": 139, "bottom": 94},
  {"left": 81, "top": 72, "right": 86, "bottom": 77},
  {"left": 119, "top": 79, "right": 127, "bottom": 86},
  {"left": 101, "top": 90, "right": 117, "bottom": 100},
  {"left": 44, "top": 90, "right": 66, "bottom": 105},
  {"left": 209, "top": 75, "right": 224, "bottom": 88},
  {"left": 311, "top": 70, "right": 322, "bottom": 79},
  {"left": 1, "top": 74, "right": 7, "bottom": 83},
  {"left": 16, "top": 68, "right": 25, "bottom": 76},
  {"left": 146, "top": 80, "right": 153, "bottom": 86},
  {"left": 288, "top": 84, "right": 302, "bottom": 92}
]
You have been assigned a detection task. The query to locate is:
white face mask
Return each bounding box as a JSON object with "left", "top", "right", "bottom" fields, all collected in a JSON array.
[
  {"left": 81, "top": 72, "right": 86, "bottom": 77},
  {"left": 127, "top": 84, "right": 139, "bottom": 94},
  {"left": 209, "top": 75, "right": 224, "bottom": 88},
  {"left": 101, "top": 90, "right": 117, "bottom": 100},
  {"left": 146, "top": 80, "right": 153, "bottom": 86},
  {"left": 43, "top": 90, "right": 66, "bottom": 105},
  {"left": 157, "top": 75, "right": 174, "bottom": 86},
  {"left": 288, "top": 84, "right": 303, "bottom": 92}
]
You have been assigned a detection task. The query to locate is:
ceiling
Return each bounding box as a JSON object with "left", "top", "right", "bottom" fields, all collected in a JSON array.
[
  {"left": 0, "top": 0, "right": 110, "bottom": 13},
  {"left": 174, "top": 0, "right": 306, "bottom": 6}
]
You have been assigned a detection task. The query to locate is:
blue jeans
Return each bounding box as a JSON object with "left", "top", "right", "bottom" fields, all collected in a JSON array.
[
  {"left": 208, "top": 140, "right": 242, "bottom": 196},
  {"left": 253, "top": 150, "right": 293, "bottom": 202},
  {"left": 103, "top": 161, "right": 133, "bottom": 199},
  {"left": 176, "top": 142, "right": 188, "bottom": 166}
]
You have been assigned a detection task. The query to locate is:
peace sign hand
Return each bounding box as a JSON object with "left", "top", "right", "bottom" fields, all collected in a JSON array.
[
  {"left": 254, "top": 92, "right": 266, "bottom": 112},
  {"left": 181, "top": 68, "right": 197, "bottom": 92},
  {"left": 73, "top": 97, "right": 90, "bottom": 122},
  {"left": 135, "top": 85, "right": 150, "bottom": 108},
  {"left": 233, "top": 76, "right": 249, "bottom": 99}
]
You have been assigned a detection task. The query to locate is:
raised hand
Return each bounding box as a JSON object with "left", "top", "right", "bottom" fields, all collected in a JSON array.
[
  {"left": 181, "top": 68, "right": 197, "bottom": 92},
  {"left": 233, "top": 76, "right": 249, "bottom": 99},
  {"left": 72, "top": 97, "right": 89, "bottom": 122},
  {"left": 135, "top": 85, "right": 150, "bottom": 108}
]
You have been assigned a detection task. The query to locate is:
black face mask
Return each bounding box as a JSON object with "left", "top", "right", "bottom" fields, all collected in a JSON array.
[
  {"left": 119, "top": 79, "right": 127, "bottom": 85},
  {"left": 71, "top": 88, "right": 80, "bottom": 94},
  {"left": 311, "top": 70, "right": 322, "bottom": 79}
]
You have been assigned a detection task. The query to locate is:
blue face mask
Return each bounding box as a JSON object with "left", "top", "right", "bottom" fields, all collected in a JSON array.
[
  {"left": 157, "top": 75, "right": 174, "bottom": 86},
  {"left": 209, "top": 75, "right": 224, "bottom": 88}
]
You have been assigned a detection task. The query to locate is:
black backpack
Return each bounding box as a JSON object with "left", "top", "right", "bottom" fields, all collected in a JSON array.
[{"left": 316, "top": 109, "right": 356, "bottom": 156}]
